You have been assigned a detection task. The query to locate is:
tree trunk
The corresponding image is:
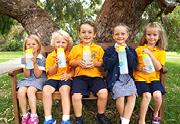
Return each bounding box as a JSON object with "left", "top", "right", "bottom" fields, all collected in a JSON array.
[
  {"left": 94, "top": 0, "right": 153, "bottom": 43},
  {"left": 0, "top": 0, "right": 59, "bottom": 45}
]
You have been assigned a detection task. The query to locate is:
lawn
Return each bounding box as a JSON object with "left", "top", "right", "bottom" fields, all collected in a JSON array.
[
  {"left": 0, "top": 54, "right": 179, "bottom": 123},
  {"left": 0, "top": 52, "right": 24, "bottom": 63},
  {"left": 0, "top": 52, "right": 24, "bottom": 58}
]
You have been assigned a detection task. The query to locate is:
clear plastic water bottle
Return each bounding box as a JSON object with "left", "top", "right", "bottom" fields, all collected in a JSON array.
[
  {"left": 57, "top": 48, "right": 66, "bottom": 68},
  {"left": 83, "top": 46, "right": 91, "bottom": 64},
  {"left": 25, "top": 49, "right": 34, "bottom": 69},
  {"left": 140, "top": 53, "right": 155, "bottom": 73},
  {"left": 118, "top": 46, "right": 128, "bottom": 74}
]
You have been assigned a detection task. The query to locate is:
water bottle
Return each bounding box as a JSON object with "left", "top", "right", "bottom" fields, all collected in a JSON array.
[
  {"left": 25, "top": 49, "right": 34, "bottom": 69},
  {"left": 57, "top": 48, "right": 66, "bottom": 68},
  {"left": 118, "top": 46, "right": 128, "bottom": 74},
  {"left": 140, "top": 53, "right": 155, "bottom": 73},
  {"left": 83, "top": 46, "right": 91, "bottom": 64}
]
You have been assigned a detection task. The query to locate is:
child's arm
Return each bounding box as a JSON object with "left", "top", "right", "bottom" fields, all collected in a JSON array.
[
  {"left": 30, "top": 56, "right": 43, "bottom": 78},
  {"left": 103, "top": 47, "right": 118, "bottom": 71},
  {"left": 126, "top": 48, "right": 138, "bottom": 69},
  {"left": 135, "top": 65, "right": 150, "bottom": 74},
  {"left": 142, "top": 49, "right": 162, "bottom": 71},
  {"left": 47, "top": 57, "right": 59, "bottom": 76},
  {"left": 60, "top": 68, "right": 75, "bottom": 81},
  {"left": 23, "top": 57, "right": 31, "bottom": 77}
]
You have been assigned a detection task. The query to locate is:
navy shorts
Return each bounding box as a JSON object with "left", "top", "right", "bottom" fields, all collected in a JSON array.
[
  {"left": 71, "top": 76, "right": 107, "bottom": 98},
  {"left": 44, "top": 79, "right": 72, "bottom": 91},
  {"left": 135, "top": 81, "right": 166, "bottom": 95}
]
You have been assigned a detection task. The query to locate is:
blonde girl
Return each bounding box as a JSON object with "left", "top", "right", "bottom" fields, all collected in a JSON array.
[
  {"left": 17, "top": 35, "right": 47, "bottom": 124},
  {"left": 134, "top": 22, "right": 166, "bottom": 124}
]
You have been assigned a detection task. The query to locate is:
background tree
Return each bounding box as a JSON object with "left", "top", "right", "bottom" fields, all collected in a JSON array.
[{"left": 0, "top": 0, "right": 179, "bottom": 49}]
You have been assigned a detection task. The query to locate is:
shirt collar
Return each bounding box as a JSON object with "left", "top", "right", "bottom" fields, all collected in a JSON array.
[
  {"left": 36, "top": 54, "right": 43, "bottom": 59},
  {"left": 144, "top": 44, "right": 158, "bottom": 51},
  {"left": 80, "top": 41, "right": 95, "bottom": 46},
  {"left": 114, "top": 43, "right": 127, "bottom": 48}
]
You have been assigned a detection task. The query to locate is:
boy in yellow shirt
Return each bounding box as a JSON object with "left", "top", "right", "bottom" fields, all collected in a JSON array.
[
  {"left": 43, "top": 30, "right": 74, "bottom": 124},
  {"left": 69, "top": 21, "right": 112, "bottom": 124}
]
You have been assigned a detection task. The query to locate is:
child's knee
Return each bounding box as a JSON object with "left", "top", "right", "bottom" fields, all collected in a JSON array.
[
  {"left": 97, "top": 89, "right": 108, "bottom": 99},
  {"left": 18, "top": 87, "right": 27, "bottom": 96},
  {"left": 143, "top": 92, "right": 152, "bottom": 102},
  {"left": 153, "top": 91, "right": 162, "bottom": 101},
  {"left": 59, "top": 85, "right": 71, "bottom": 94},
  {"left": 72, "top": 93, "right": 82, "bottom": 102}
]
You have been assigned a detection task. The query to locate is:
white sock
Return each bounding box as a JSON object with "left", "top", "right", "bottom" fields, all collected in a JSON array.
[
  {"left": 62, "top": 115, "right": 70, "bottom": 121},
  {"left": 31, "top": 113, "right": 37, "bottom": 117},
  {"left": 45, "top": 115, "right": 52, "bottom": 121},
  {"left": 121, "top": 118, "right": 130, "bottom": 124},
  {"left": 120, "top": 116, "right": 123, "bottom": 121},
  {"left": 23, "top": 113, "right": 29, "bottom": 118}
]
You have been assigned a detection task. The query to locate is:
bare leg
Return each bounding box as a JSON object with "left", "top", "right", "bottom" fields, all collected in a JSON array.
[
  {"left": 123, "top": 94, "right": 136, "bottom": 119},
  {"left": 72, "top": 93, "right": 83, "bottom": 117},
  {"left": 18, "top": 86, "right": 28, "bottom": 115},
  {"left": 27, "top": 86, "right": 38, "bottom": 114},
  {"left": 153, "top": 91, "right": 162, "bottom": 117},
  {"left": 43, "top": 85, "right": 56, "bottom": 116},
  {"left": 116, "top": 97, "right": 125, "bottom": 117},
  {"left": 59, "top": 85, "right": 71, "bottom": 115},
  {"left": 96, "top": 89, "right": 108, "bottom": 114},
  {"left": 139, "top": 92, "right": 151, "bottom": 124}
]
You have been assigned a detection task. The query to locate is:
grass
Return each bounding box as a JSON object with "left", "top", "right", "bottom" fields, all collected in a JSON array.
[
  {"left": 0, "top": 52, "right": 24, "bottom": 58},
  {"left": 166, "top": 52, "right": 180, "bottom": 57},
  {"left": 0, "top": 53, "right": 180, "bottom": 123},
  {"left": 0, "top": 52, "right": 24, "bottom": 63}
]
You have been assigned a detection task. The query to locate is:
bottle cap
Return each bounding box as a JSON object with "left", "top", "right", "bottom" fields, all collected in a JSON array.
[
  {"left": 25, "top": 49, "right": 33, "bottom": 54},
  {"left": 139, "top": 53, "right": 149, "bottom": 58},
  {"left": 118, "top": 46, "right": 125, "bottom": 51},
  {"left": 83, "top": 46, "right": 90, "bottom": 51},
  {"left": 57, "top": 48, "right": 64, "bottom": 52}
]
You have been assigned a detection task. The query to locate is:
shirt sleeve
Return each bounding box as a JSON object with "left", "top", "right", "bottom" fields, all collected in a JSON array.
[
  {"left": 37, "top": 57, "right": 46, "bottom": 71},
  {"left": 157, "top": 50, "right": 166, "bottom": 67},
  {"left": 20, "top": 57, "right": 25, "bottom": 68},
  {"left": 45, "top": 54, "right": 55, "bottom": 73},
  {"left": 69, "top": 46, "right": 77, "bottom": 65},
  {"left": 98, "top": 47, "right": 104, "bottom": 62}
]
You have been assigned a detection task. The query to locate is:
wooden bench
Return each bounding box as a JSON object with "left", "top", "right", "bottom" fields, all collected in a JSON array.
[{"left": 8, "top": 42, "right": 168, "bottom": 124}]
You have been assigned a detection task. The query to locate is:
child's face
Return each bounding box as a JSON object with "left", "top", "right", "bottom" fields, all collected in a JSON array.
[
  {"left": 54, "top": 34, "right": 68, "bottom": 50},
  {"left": 26, "top": 38, "right": 39, "bottom": 54},
  {"left": 78, "top": 24, "right": 96, "bottom": 45},
  {"left": 112, "top": 26, "right": 129, "bottom": 46},
  {"left": 145, "top": 27, "right": 160, "bottom": 46}
]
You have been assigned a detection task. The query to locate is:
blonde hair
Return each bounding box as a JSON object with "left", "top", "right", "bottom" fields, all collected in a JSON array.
[
  {"left": 139, "top": 22, "right": 166, "bottom": 50},
  {"left": 23, "top": 35, "right": 43, "bottom": 54},
  {"left": 50, "top": 30, "right": 73, "bottom": 47}
]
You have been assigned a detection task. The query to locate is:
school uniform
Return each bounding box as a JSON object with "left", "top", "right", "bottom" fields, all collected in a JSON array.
[
  {"left": 134, "top": 44, "right": 166, "bottom": 94},
  {"left": 17, "top": 54, "right": 47, "bottom": 91},
  {"left": 69, "top": 41, "right": 107, "bottom": 98},
  {"left": 44, "top": 50, "right": 71, "bottom": 90},
  {"left": 103, "top": 44, "right": 138, "bottom": 99}
]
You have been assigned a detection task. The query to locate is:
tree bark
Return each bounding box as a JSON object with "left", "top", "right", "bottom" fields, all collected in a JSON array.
[
  {"left": 0, "top": 0, "right": 59, "bottom": 45},
  {"left": 94, "top": 0, "right": 153, "bottom": 43}
]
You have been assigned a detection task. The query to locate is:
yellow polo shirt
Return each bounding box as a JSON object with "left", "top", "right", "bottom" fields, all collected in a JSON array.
[
  {"left": 134, "top": 44, "right": 166, "bottom": 83},
  {"left": 46, "top": 50, "right": 70, "bottom": 80},
  {"left": 69, "top": 41, "right": 104, "bottom": 78}
]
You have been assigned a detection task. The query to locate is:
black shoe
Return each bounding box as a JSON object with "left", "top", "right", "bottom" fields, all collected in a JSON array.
[
  {"left": 73, "top": 120, "right": 83, "bottom": 124},
  {"left": 97, "top": 115, "right": 113, "bottom": 124}
]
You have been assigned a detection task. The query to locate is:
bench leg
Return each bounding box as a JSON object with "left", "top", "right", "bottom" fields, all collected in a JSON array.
[
  {"left": 10, "top": 75, "right": 20, "bottom": 124},
  {"left": 160, "top": 95, "right": 165, "bottom": 123}
]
